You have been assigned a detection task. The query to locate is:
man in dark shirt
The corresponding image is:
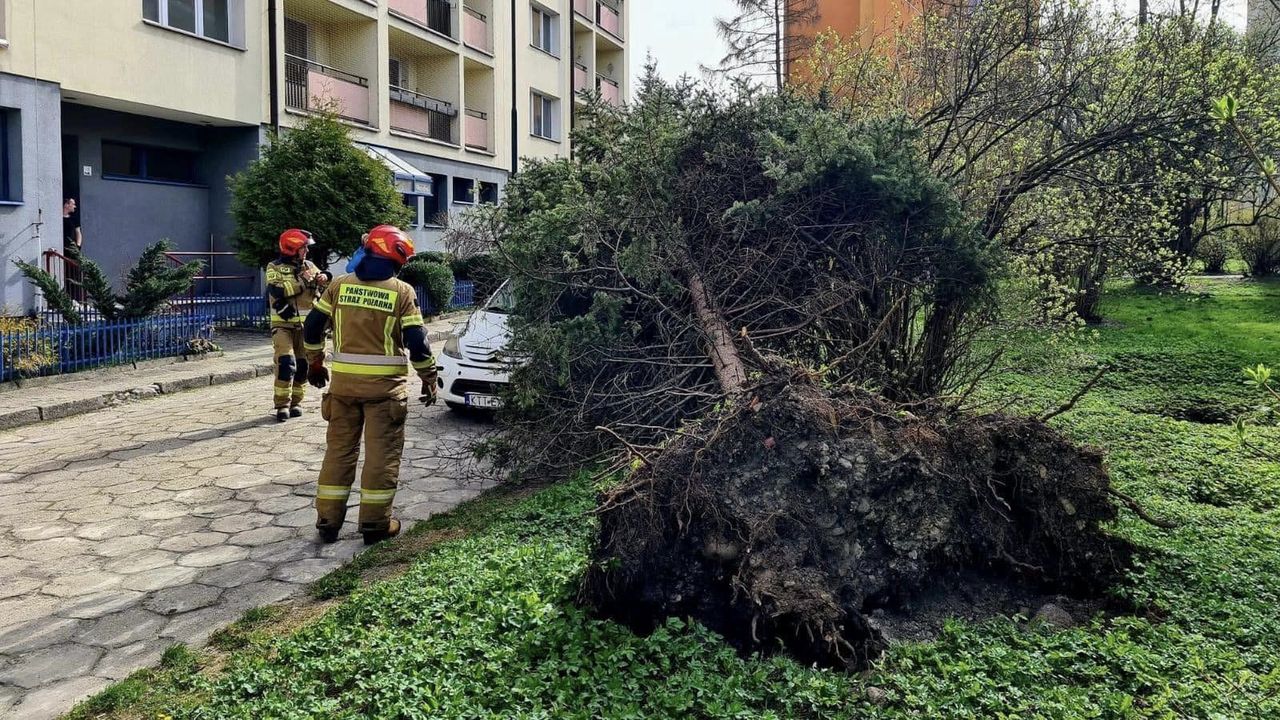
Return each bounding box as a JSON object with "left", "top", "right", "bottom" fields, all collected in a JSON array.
[{"left": 62, "top": 198, "right": 82, "bottom": 300}]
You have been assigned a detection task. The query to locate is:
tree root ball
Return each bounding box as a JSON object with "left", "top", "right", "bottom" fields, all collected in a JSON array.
[{"left": 581, "top": 378, "right": 1133, "bottom": 669}]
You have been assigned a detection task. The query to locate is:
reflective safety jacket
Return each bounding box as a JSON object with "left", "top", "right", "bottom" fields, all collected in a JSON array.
[
  {"left": 303, "top": 273, "right": 432, "bottom": 399},
  {"left": 266, "top": 257, "right": 324, "bottom": 329}
]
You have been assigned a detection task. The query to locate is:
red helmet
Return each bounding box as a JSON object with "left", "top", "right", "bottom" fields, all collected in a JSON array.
[
  {"left": 279, "top": 228, "right": 315, "bottom": 257},
  {"left": 364, "top": 225, "right": 415, "bottom": 266}
]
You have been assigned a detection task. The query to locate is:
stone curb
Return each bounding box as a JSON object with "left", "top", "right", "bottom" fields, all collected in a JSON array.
[{"left": 0, "top": 362, "right": 275, "bottom": 432}]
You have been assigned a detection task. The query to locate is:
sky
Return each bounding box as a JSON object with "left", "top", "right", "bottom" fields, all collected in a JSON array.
[{"left": 628, "top": 0, "right": 738, "bottom": 91}]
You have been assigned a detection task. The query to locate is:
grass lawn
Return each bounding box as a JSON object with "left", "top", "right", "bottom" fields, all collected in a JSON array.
[{"left": 68, "top": 279, "right": 1280, "bottom": 720}]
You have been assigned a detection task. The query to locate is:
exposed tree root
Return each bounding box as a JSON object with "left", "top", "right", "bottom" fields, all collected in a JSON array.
[{"left": 581, "top": 372, "right": 1142, "bottom": 669}]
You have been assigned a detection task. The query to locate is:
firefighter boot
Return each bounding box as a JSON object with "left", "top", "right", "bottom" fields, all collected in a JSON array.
[{"left": 362, "top": 517, "right": 401, "bottom": 545}]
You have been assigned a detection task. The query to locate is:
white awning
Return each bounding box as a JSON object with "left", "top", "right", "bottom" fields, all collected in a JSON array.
[{"left": 358, "top": 143, "right": 433, "bottom": 195}]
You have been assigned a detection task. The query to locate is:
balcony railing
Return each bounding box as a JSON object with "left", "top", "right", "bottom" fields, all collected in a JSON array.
[
  {"left": 574, "top": 62, "right": 590, "bottom": 93},
  {"left": 597, "top": 74, "right": 621, "bottom": 105},
  {"left": 462, "top": 6, "right": 491, "bottom": 52},
  {"left": 389, "top": 0, "right": 453, "bottom": 37},
  {"left": 390, "top": 86, "right": 457, "bottom": 143},
  {"left": 464, "top": 109, "right": 490, "bottom": 151},
  {"left": 573, "top": 0, "right": 593, "bottom": 18},
  {"left": 597, "top": 0, "right": 621, "bottom": 39},
  {"left": 285, "top": 54, "right": 371, "bottom": 124}
]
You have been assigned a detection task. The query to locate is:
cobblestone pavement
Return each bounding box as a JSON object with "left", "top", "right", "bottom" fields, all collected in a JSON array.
[{"left": 0, "top": 379, "right": 491, "bottom": 719}]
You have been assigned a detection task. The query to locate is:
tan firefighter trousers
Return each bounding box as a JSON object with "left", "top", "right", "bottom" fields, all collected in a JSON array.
[
  {"left": 271, "top": 327, "right": 308, "bottom": 409},
  {"left": 315, "top": 393, "right": 408, "bottom": 533}
]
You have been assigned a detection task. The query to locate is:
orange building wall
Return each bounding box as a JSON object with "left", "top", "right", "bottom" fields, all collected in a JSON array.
[{"left": 786, "top": 0, "right": 918, "bottom": 80}]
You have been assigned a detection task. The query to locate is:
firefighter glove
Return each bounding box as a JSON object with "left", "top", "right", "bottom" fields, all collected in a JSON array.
[
  {"left": 309, "top": 361, "right": 330, "bottom": 389},
  {"left": 420, "top": 372, "right": 438, "bottom": 405}
]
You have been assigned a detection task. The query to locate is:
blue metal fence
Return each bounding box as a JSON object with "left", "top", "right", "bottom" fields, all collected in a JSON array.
[
  {"left": 171, "top": 296, "right": 269, "bottom": 330},
  {"left": 419, "top": 280, "right": 476, "bottom": 316},
  {"left": 1, "top": 313, "right": 215, "bottom": 382}
]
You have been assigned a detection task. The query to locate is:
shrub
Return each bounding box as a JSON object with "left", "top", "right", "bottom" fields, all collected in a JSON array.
[
  {"left": 70, "top": 242, "right": 202, "bottom": 321},
  {"left": 0, "top": 316, "right": 58, "bottom": 379},
  {"left": 11, "top": 260, "right": 81, "bottom": 324},
  {"left": 401, "top": 258, "right": 455, "bottom": 313},
  {"left": 415, "top": 250, "right": 451, "bottom": 265},
  {"left": 1237, "top": 218, "right": 1280, "bottom": 277},
  {"left": 1194, "top": 233, "right": 1233, "bottom": 274},
  {"left": 451, "top": 254, "right": 502, "bottom": 298}
]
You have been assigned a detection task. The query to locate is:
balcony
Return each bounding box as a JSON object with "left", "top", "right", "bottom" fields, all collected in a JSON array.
[
  {"left": 390, "top": 86, "right": 457, "bottom": 144},
  {"left": 285, "top": 55, "right": 371, "bottom": 124},
  {"left": 574, "top": 62, "right": 590, "bottom": 94},
  {"left": 574, "top": 0, "right": 593, "bottom": 18},
  {"left": 462, "top": 6, "right": 491, "bottom": 53},
  {"left": 389, "top": 0, "right": 453, "bottom": 38},
  {"left": 597, "top": 0, "right": 621, "bottom": 39},
  {"left": 597, "top": 75, "right": 621, "bottom": 106},
  {"left": 464, "top": 109, "right": 490, "bottom": 151}
]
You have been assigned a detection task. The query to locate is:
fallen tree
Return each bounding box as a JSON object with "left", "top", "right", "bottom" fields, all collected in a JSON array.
[{"left": 489, "top": 79, "right": 1151, "bottom": 668}]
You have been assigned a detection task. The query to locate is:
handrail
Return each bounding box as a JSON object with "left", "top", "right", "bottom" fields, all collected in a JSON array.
[
  {"left": 465, "top": 107, "right": 488, "bottom": 119},
  {"left": 42, "top": 247, "right": 80, "bottom": 270},
  {"left": 574, "top": 61, "right": 589, "bottom": 71},
  {"left": 463, "top": 5, "right": 487, "bottom": 21},
  {"left": 42, "top": 248, "right": 84, "bottom": 303},
  {"left": 390, "top": 85, "right": 457, "bottom": 116},
  {"left": 285, "top": 53, "right": 369, "bottom": 87},
  {"left": 597, "top": 74, "right": 619, "bottom": 88},
  {"left": 164, "top": 250, "right": 253, "bottom": 302},
  {"left": 599, "top": 0, "right": 621, "bottom": 12}
]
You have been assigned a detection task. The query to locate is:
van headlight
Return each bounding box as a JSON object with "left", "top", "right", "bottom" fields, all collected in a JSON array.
[{"left": 442, "top": 335, "right": 463, "bottom": 359}]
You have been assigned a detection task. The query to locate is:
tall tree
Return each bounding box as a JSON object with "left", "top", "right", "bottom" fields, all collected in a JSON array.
[
  {"left": 710, "top": 0, "right": 818, "bottom": 90},
  {"left": 228, "top": 113, "right": 412, "bottom": 270}
]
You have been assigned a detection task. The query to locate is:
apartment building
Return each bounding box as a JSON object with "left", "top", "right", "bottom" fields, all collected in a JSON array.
[{"left": 0, "top": 0, "right": 628, "bottom": 311}]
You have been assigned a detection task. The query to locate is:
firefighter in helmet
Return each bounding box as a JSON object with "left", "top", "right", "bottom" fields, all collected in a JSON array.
[
  {"left": 303, "top": 225, "right": 437, "bottom": 544},
  {"left": 267, "top": 229, "right": 328, "bottom": 421}
]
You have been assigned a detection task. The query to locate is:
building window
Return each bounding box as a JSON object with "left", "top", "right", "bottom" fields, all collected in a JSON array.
[
  {"left": 102, "top": 142, "right": 199, "bottom": 185},
  {"left": 452, "top": 178, "right": 475, "bottom": 205},
  {"left": 144, "top": 0, "right": 232, "bottom": 44},
  {"left": 284, "top": 17, "right": 310, "bottom": 58},
  {"left": 531, "top": 6, "right": 558, "bottom": 56},
  {"left": 479, "top": 181, "right": 498, "bottom": 205},
  {"left": 531, "top": 92, "right": 559, "bottom": 141},
  {"left": 425, "top": 173, "right": 448, "bottom": 226},
  {"left": 402, "top": 193, "right": 423, "bottom": 228},
  {"left": 389, "top": 58, "right": 408, "bottom": 89},
  {"left": 0, "top": 109, "right": 21, "bottom": 202}
]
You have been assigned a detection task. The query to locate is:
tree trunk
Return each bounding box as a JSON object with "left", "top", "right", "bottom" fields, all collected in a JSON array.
[
  {"left": 1074, "top": 247, "right": 1108, "bottom": 325},
  {"left": 685, "top": 267, "right": 748, "bottom": 396},
  {"left": 773, "top": 0, "right": 784, "bottom": 92}
]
